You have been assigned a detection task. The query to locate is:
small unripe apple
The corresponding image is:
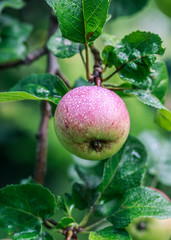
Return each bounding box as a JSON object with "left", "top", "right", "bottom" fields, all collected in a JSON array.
[
  {"left": 54, "top": 86, "right": 130, "bottom": 160},
  {"left": 126, "top": 189, "right": 171, "bottom": 240},
  {"left": 155, "top": 0, "right": 171, "bottom": 18}
]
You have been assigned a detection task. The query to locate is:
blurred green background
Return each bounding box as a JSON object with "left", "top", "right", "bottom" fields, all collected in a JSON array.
[{"left": 0, "top": 1, "right": 171, "bottom": 238}]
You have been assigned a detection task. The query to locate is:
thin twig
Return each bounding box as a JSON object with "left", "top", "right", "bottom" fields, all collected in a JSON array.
[
  {"left": 46, "top": 218, "right": 58, "bottom": 227},
  {"left": 102, "top": 68, "right": 119, "bottom": 81},
  {"left": 43, "top": 219, "right": 58, "bottom": 229},
  {"left": 56, "top": 69, "right": 71, "bottom": 89},
  {"left": 0, "top": 47, "right": 47, "bottom": 70},
  {"left": 80, "top": 196, "right": 102, "bottom": 228},
  {"left": 83, "top": 218, "right": 107, "bottom": 231}
]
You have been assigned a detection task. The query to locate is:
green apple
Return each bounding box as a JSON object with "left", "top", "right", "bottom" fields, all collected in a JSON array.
[
  {"left": 54, "top": 86, "right": 130, "bottom": 160},
  {"left": 155, "top": 0, "right": 171, "bottom": 18},
  {"left": 126, "top": 217, "right": 171, "bottom": 240}
]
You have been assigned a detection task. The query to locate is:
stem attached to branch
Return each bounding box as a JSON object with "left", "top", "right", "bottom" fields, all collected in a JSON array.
[
  {"left": 0, "top": 47, "right": 47, "bottom": 70},
  {"left": 90, "top": 45, "right": 103, "bottom": 86}
]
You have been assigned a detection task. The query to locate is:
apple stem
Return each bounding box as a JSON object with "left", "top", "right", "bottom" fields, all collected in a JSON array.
[{"left": 96, "top": 78, "right": 101, "bottom": 87}]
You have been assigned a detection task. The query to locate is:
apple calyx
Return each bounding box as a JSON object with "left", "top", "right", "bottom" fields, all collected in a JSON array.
[
  {"left": 90, "top": 140, "right": 106, "bottom": 152},
  {"left": 136, "top": 221, "right": 146, "bottom": 231}
]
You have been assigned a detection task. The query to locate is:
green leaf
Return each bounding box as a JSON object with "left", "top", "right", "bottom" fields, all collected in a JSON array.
[
  {"left": 57, "top": 217, "right": 75, "bottom": 229},
  {"left": 139, "top": 131, "right": 171, "bottom": 186},
  {"left": 0, "top": 0, "right": 24, "bottom": 12},
  {"left": 109, "top": 0, "right": 148, "bottom": 19},
  {"left": 89, "top": 228, "right": 131, "bottom": 240},
  {"left": 124, "top": 89, "right": 167, "bottom": 110},
  {"left": 45, "top": 0, "right": 110, "bottom": 43},
  {"left": 72, "top": 183, "right": 98, "bottom": 210},
  {"left": 0, "top": 91, "right": 42, "bottom": 102},
  {"left": 122, "top": 88, "right": 170, "bottom": 131},
  {"left": 74, "top": 78, "right": 92, "bottom": 88},
  {"left": 117, "top": 61, "right": 169, "bottom": 118},
  {"left": 0, "top": 15, "right": 32, "bottom": 64},
  {"left": 47, "top": 29, "right": 84, "bottom": 58},
  {"left": 98, "top": 136, "right": 147, "bottom": 199},
  {"left": 75, "top": 161, "right": 105, "bottom": 188},
  {"left": 155, "top": 108, "right": 171, "bottom": 131},
  {"left": 0, "top": 74, "right": 69, "bottom": 104},
  {"left": 37, "top": 232, "right": 54, "bottom": 240},
  {"left": 0, "top": 184, "right": 56, "bottom": 239},
  {"left": 95, "top": 199, "right": 117, "bottom": 218},
  {"left": 11, "top": 73, "right": 68, "bottom": 97},
  {"left": 102, "top": 31, "right": 165, "bottom": 88},
  {"left": 102, "top": 46, "right": 115, "bottom": 68},
  {"left": 108, "top": 187, "right": 171, "bottom": 228},
  {"left": 149, "top": 61, "right": 169, "bottom": 102},
  {"left": 56, "top": 193, "right": 74, "bottom": 216}
]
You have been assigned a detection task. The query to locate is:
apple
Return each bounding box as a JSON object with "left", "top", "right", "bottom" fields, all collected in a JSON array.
[
  {"left": 126, "top": 217, "right": 171, "bottom": 240},
  {"left": 54, "top": 86, "right": 130, "bottom": 160},
  {"left": 126, "top": 189, "right": 171, "bottom": 240},
  {"left": 155, "top": 0, "right": 171, "bottom": 18}
]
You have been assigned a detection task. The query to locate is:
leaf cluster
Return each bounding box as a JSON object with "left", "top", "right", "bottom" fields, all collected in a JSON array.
[{"left": 0, "top": 136, "right": 171, "bottom": 239}]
